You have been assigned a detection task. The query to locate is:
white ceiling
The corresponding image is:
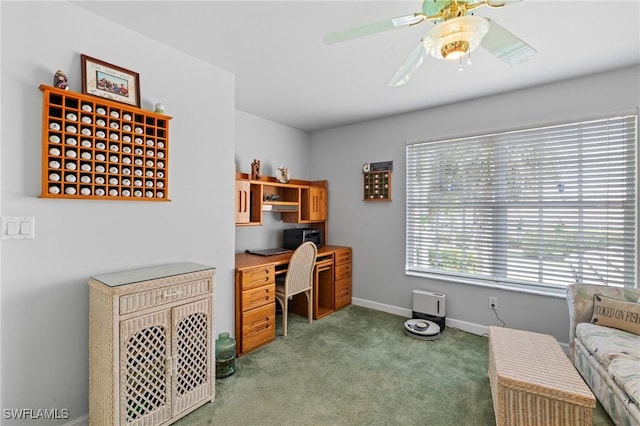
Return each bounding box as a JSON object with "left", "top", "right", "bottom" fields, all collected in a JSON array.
[{"left": 73, "top": 0, "right": 640, "bottom": 132}]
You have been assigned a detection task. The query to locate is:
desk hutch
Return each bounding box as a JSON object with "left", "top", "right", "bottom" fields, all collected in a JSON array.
[
  {"left": 234, "top": 172, "right": 352, "bottom": 356},
  {"left": 235, "top": 172, "right": 327, "bottom": 239}
]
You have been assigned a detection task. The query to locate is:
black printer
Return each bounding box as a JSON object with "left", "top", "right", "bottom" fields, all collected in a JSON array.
[{"left": 283, "top": 228, "right": 323, "bottom": 249}]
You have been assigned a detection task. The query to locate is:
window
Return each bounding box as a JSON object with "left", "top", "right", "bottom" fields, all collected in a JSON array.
[{"left": 406, "top": 114, "right": 638, "bottom": 290}]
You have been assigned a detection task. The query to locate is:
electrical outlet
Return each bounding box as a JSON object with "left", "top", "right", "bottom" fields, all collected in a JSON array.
[{"left": 489, "top": 297, "right": 497, "bottom": 310}]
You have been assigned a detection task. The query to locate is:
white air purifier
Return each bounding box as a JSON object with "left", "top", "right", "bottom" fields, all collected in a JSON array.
[{"left": 404, "top": 290, "right": 446, "bottom": 340}]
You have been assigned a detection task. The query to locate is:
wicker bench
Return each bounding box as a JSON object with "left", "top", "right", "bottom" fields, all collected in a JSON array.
[{"left": 488, "top": 326, "right": 595, "bottom": 426}]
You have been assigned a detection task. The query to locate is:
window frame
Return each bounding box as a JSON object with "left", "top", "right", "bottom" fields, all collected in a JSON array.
[{"left": 405, "top": 112, "right": 639, "bottom": 293}]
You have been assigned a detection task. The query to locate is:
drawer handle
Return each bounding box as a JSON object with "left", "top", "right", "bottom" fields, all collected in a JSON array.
[
  {"left": 248, "top": 318, "right": 270, "bottom": 333},
  {"left": 164, "top": 290, "right": 183, "bottom": 298}
]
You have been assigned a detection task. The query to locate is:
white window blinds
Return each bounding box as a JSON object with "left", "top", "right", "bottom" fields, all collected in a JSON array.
[{"left": 406, "top": 114, "right": 638, "bottom": 289}]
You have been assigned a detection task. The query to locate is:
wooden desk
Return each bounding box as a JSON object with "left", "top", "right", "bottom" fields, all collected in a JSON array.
[{"left": 235, "top": 245, "right": 352, "bottom": 355}]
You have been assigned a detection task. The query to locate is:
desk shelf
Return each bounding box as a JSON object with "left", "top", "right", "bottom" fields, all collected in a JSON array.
[
  {"left": 262, "top": 201, "right": 298, "bottom": 212},
  {"left": 314, "top": 258, "right": 334, "bottom": 320}
]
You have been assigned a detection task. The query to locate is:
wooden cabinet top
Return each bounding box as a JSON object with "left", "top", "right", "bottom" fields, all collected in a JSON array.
[{"left": 235, "top": 245, "right": 350, "bottom": 271}]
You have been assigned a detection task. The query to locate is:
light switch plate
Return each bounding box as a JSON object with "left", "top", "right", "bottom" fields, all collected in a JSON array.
[{"left": 1, "top": 217, "right": 35, "bottom": 240}]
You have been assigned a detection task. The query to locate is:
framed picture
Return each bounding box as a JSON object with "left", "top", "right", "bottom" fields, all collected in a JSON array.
[{"left": 81, "top": 54, "right": 141, "bottom": 107}]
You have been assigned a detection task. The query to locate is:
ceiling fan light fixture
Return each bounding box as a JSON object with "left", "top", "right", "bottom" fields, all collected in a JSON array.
[
  {"left": 428, "top": 15, "right": 490, "bottom": 60},
  {"left": 441, "top": 40, "right": 469, "bottom": 60}
]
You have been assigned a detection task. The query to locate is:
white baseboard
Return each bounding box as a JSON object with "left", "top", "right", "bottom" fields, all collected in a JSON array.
[
  {"left": 352, "top": 297, "right": 412, "bottom": 318},
  {"left": 445, "top": 318, "right": 489, "bottom": 337},
  {"left": 63, "top": 414, "right": 88, "bottom": 426},
  {"left": 351, "top": 297, "right": 571, "bottom": 348},
  {"left": 351, "top": 297, "right": 489, "bottom": 336},
  {"left": 352, "top": 297, "right": 488, "bottom": 337}
]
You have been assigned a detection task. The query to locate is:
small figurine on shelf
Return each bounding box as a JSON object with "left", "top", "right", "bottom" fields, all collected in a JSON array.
[
  {"left": 53, "top": 70, "right": 69, "bottom": 90},
  {"left": 250, "top": 159, "right": 261, "bottom": 180},
  {"left": 154, "top": 102, "right": 165, "bottom": 113},
  {"left": 277, "top": 166, "right": 290, "bottom": 183}
]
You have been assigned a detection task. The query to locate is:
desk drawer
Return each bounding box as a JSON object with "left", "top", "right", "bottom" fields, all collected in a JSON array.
[
  {"left": 240, "top": 266, "right": 275, "bottom": 290},
  {"left": 334, "top": 248, "right": 352, "bottom": 266},
  {"left": 335, "top": 277, "right": 352, "bottom": 310},
  {"left": 242, "top": 303, "right": 275, "bottom": 353},
  {"left": 242, "top": 284, "right": 275, "bottom": 311},
  {"left": 120, "top": 277, "right": 212, "bottom": 315},
  {"left": 335, "top": 263, "right": 351, "bottom": 281}
]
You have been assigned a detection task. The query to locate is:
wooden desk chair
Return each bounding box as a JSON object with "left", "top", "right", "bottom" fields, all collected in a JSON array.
[{"left": 275, "top": 241, "right": 317, "bottom": 336}]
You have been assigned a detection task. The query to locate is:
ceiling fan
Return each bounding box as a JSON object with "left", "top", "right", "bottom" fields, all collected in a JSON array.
[{"left": 323, "top": 0, "right": 536, "bottom": 86}]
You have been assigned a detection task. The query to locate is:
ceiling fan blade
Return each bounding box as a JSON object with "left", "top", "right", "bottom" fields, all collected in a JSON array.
[
  {"left": 481, "top": 18, "right": 536, "bottom": 65},
  {"left": 323, "top": 13, "right": 425, "bottom": 45},
  {"left": 486, "top": 0, "right": 523, "bottom": 7},
  {"left": 389, "top": 39, "right": 433, "bottom": 87}
]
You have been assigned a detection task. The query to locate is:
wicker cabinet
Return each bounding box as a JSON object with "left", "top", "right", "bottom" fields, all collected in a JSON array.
[{"left": 89, "top": 263, "right": 215, "bottom": 426}]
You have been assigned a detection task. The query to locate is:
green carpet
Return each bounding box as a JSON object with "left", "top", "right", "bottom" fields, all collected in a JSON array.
[{"left": 175, "top": 305, "right": 614, "bottom": 425}]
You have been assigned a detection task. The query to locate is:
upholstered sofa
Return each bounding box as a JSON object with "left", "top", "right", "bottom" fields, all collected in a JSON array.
[{"left": 566, "top": 284, "right": 640, "bottom": 426}]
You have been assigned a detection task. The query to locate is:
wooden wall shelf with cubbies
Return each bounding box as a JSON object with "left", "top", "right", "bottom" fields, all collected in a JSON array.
[
  {"left": 39, "top": 85, "right": 172, "bottom": 201},
  {"left": 363, "top": 171, "right": 391, "bottom": 201}
]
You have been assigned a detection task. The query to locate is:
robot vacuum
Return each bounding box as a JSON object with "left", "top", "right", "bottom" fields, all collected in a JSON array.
[{"left": 404, "top": 319, "right": 441, "bottom": 341}]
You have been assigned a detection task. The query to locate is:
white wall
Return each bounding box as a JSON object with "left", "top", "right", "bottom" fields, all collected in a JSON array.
[
  {"left": 235, "top": 110, "right": 311, "bottom": 251},
  {"left": 1, "top": 2, "right": 235, "bottom": 424},
  {"left": 1, "top": 2, "right": 636, "bottom": 422},
  {"left": 310, "top": 66, "right": 640, "bottom": 344}
]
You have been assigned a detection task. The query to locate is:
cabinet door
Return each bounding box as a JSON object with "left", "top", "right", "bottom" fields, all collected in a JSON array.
[
  {"left": 171, "top": 298, "right": 213, "bottom": 417},
  {"left": 235, "top": 180, "right": 251, "bottom": 223},
  {"left": 120, "top": 311, "right": 172, "bottom": 426},
  {"left": 309, "top": 187, "right": 327, "bottom": 221}
]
